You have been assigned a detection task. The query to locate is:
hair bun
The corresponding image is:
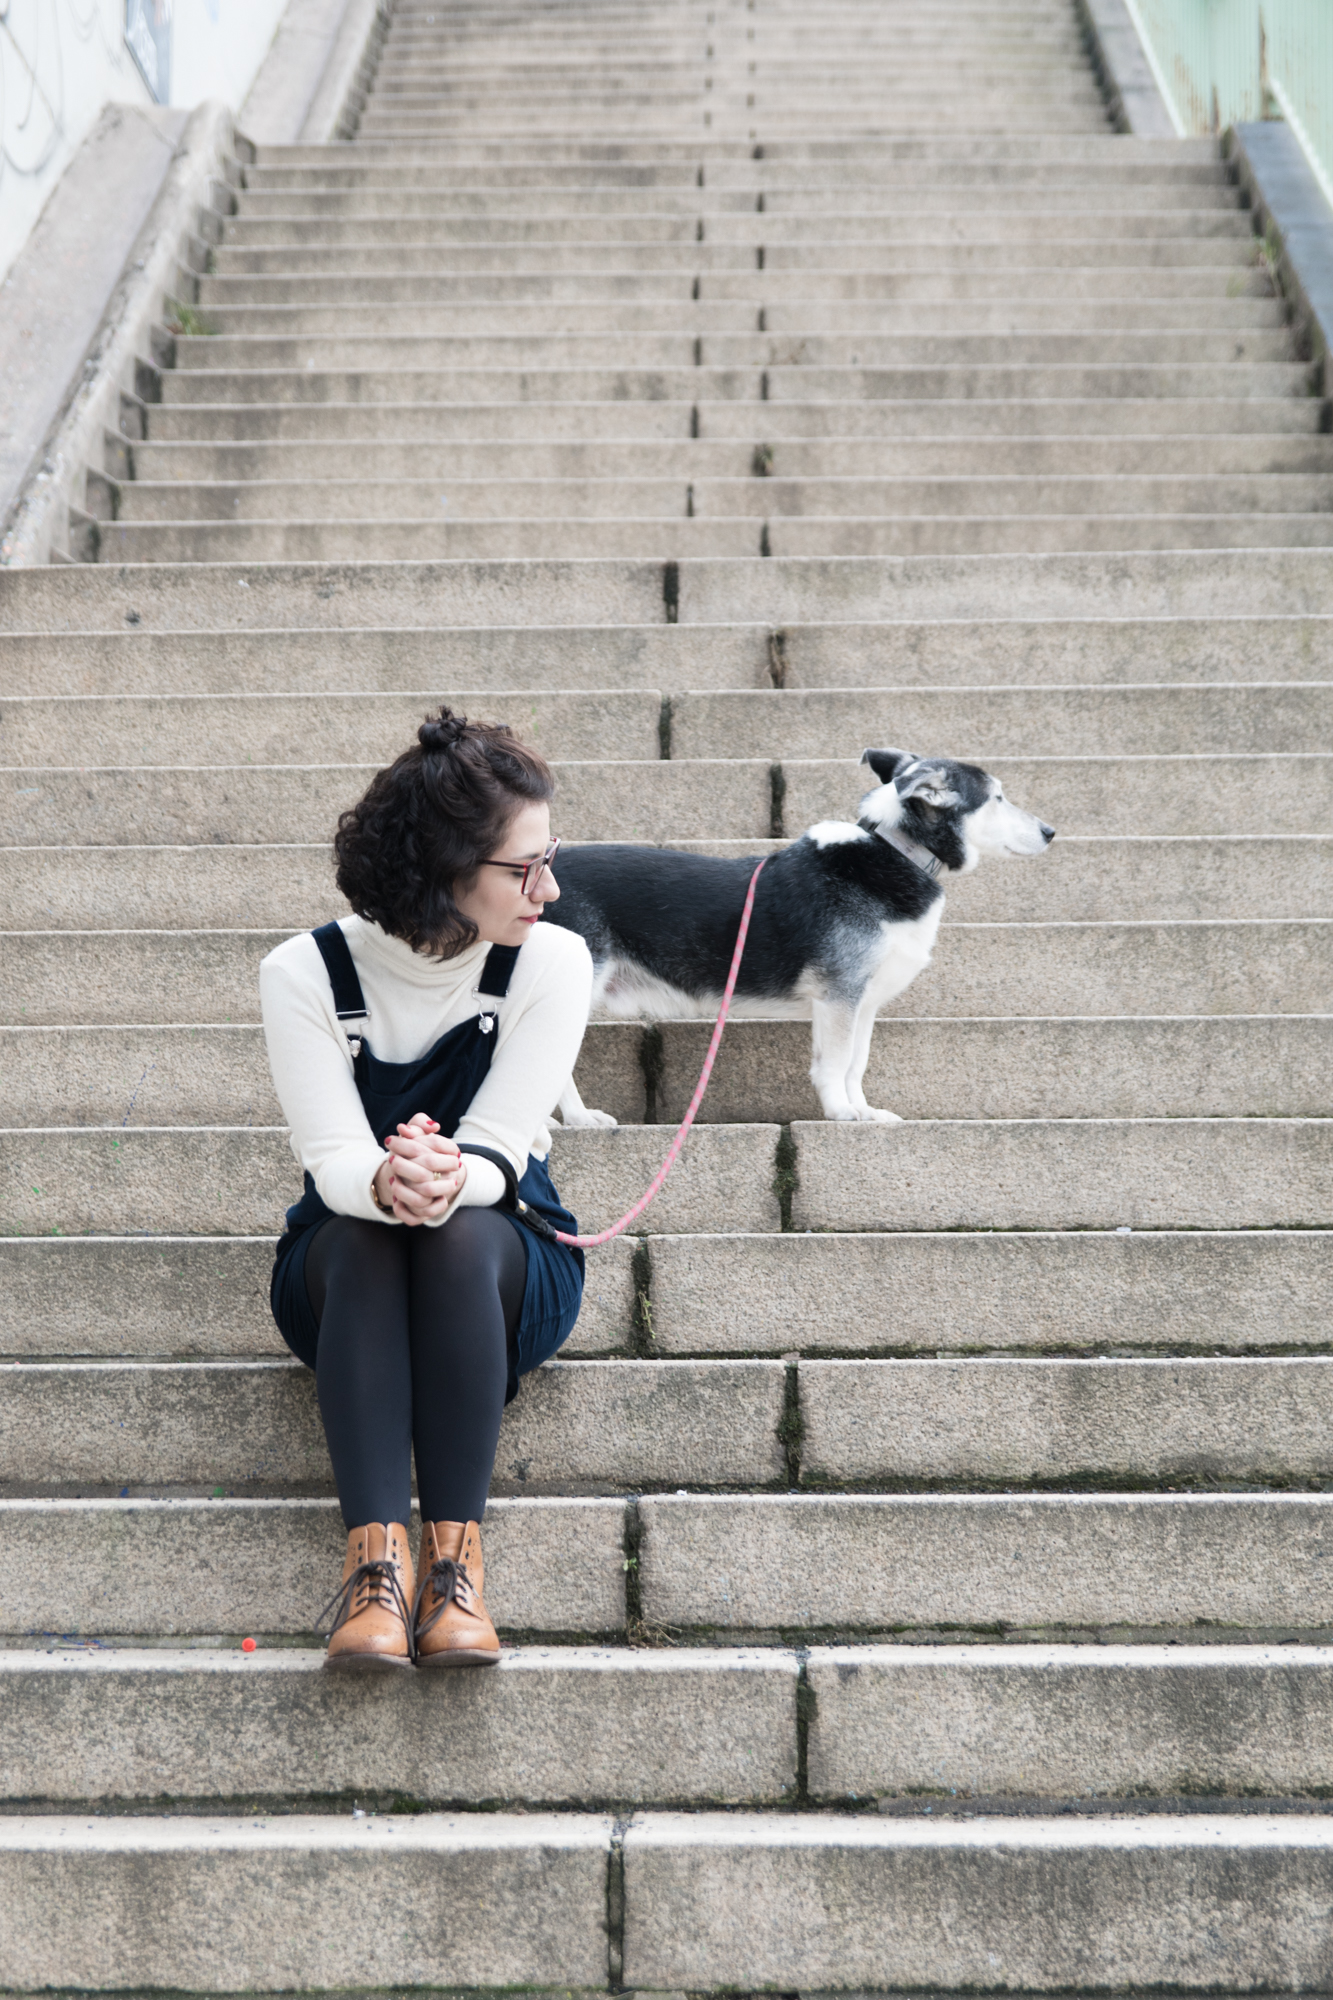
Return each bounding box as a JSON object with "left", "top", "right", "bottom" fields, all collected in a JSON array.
[{"left": 419, "top": 708, "right": 468, "bottom": 754}]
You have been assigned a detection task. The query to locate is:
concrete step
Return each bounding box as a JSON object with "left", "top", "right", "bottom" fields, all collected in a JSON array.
[
  {"left": 5, "top": 835, "right": 1328, "bottom": 928},
  {"left": 215, "top": 212, "right": 1248, "bottom": 250},
  {"left": 8, "top": 1807, "right": 1333, "bottom": 1994},
  {"left": 171, "top": 326, "right": 1288, "bottom": 370},
  {"left": 15, "top": 1643, "right": 1333, "bottom": 1809},
  {"left": 107, "top": 471, "right": 1333, "bottom": 523},
  {"left": 190, "top": 267, "right": 1278, "bottom": 305},
  {"left": 789, "top": 1118, "right": 1333, "bottom": 1231},
  {"left": 137, "top": 395, "right": 1321, "bottom": 440},
  {"left": 0, "top": 1646, "right": 798, "bottom": 1807},
  {"left": 11, "top": 551, "right": 1333, "bottom": 632},
  {"left": 795, "top": 1357, "right": 1333, "bottom": 1487},
  {"left": 788, "top": 753, "right": 1333, "bottom": 835},
  {"left": 805, "top": 1641, "right": 1333, "bottom": 1801},
  {"left": 199, "top": 238, "right": 1255, "bottom": 276},
  {"left": 671, "top": 684, "right": 1333, "bottom": 757},
  {"left": 3, "top": 619, "right": 1330, "bottom": 698},
  {"left": 207, "top": 214, "right": 1252, "bottom": 249},
  {"left": 93, "top": 514, "right": 1333, "bottom": 564},
  {"left": 6, "top": 1016, "right": 1329, "bottom": 1128},
  {"left": 0, "top": 1357, "right": 787, "bottom": 1496},
  {"left": 0, "top": 1495, "right": 629, "bottom": 1637},
  {"left": 151, "top": 363, "right": 1308, "bottom": 406},
  {"left": 229, "top": 184, "right": 1242, "bottom": 219},
  {"left": 7, "top": 1489, "right": 1333, "bottom": 1638},
  {"left": 6, "top": 919, "right": 1328, "bottom": 1028},
  {"left": 4, "top": 1118, "right": 1328, "bottom": 1237},
  {"left": 0, "top": 761, "right": 774, "bottom": 845},
  {"left": 637, "top": 1490, "right": 1333, "bottom": 1635},
  {"left": 1, "top": 1123, "right": 782, "bottom": 1237},
  {"left": 252, "top": 137, "right": 1223, "bottom": 169},
  {"left": 6, "top": 1353, "right": 1332, "bottom": 1496},
  {"left": 0, "top": 689, "right": 663, "bottom": 766},
  {"left": 4, "top": 619, "right": 1332, "bottom": 697},
  {"left": 175, "top": 298, "right": 1289, "bottom": 338},
  {"left": 7, "top": 752, "right": 1331, "bottom": 848},
  {"left": 126, "top": 431, "right": 1326, "bottom": 481},
  {"left": 5, "top": 1226, "right": 1328, "bottom": 1361}
]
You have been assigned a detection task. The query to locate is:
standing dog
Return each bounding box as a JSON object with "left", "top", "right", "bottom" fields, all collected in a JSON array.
[{"left": 549, "top": 747, "right": 1054, "bottom": 1124}]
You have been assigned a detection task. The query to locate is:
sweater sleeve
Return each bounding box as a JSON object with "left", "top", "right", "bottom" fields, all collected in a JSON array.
[{"left": 259, "top": 935, "right": 390, "bottom": 1223}]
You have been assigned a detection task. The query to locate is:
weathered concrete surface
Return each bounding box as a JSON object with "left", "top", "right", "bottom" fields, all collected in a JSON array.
[
  {"left": 0, "top": 687, "right": 661, "bottom": 765},
  {"left": 671, "top": 684, "right": 1333, "bottom": 760},
  {"left": 806, "top": 1643, "right": 1333, "bottom": 1799},
  {"left": 636, "top": 1492, "right": 1333, "bottom": 1632},
  {"left": 0, "top": 1812, "right": 613, "bottom": 1991},
  {"left": 7, "top": 1015, "right": 1327, "bottom": 1126},
  {"left": 8, "top": 834, "right": 1330, "bottom": 927},
  {"left": 643, "top": 1228, "right": 1333, "bottom": 1354},
  {"left": 0, "top": 1646, "right": 797, "bottom": 1805},
  {"left": 0, "top": 105, "right": 184, "bottom": 535},
  {"left": 622, "top": 1812, "right": 1333, "bottom": 1991},
  {"left": 5, "top": 549, "right": 1333, "bottom": 634},
  {"left": 791, "top": 1118, "right": 1333, "bottom": 1231},
  {"left": 0, "top": 757, "right": 773, "bottom": 845},
  {"left": 0, "top": 1233, "right": 634, "bottom": 1357},
  {"left": 0, "top": 1357, "right": 786, "bottom": 1494},
  {"left": 5, "top": 617, "right": 1330, "bottom": 702},
  {"left": 0, "top": 1122, "right": 782, "bottom": 1236},
  {"left": 6, "top": 919, "right": 1329, "bottom": 1026},
  {"left": 0, "top": 1495, "right": 627, "bottom": 1636},
  {"left": 797, "top": 1357, "right": 1333, "bottom": 1485}
]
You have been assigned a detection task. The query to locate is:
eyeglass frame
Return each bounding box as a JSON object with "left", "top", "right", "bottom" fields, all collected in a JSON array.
[{"left": 476, "top": 835, "right": 561, "bottom": 898}]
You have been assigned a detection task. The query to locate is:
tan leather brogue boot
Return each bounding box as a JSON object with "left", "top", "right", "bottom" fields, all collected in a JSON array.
[
  {"left": 321, "top": 1522, "right": 415, "bottom": 1670},
  {"left": 413, "top": 1518, "right": 500, "bottom": 1667}
]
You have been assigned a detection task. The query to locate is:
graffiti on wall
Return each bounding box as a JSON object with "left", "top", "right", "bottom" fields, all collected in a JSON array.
[{"left": 0, "top": 0, "right": 136, "bottom": 191}]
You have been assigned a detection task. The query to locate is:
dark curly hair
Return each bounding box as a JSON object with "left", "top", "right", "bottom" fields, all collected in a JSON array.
[{"left": 334, "top": 707, "right": 554, "bottom": 958}]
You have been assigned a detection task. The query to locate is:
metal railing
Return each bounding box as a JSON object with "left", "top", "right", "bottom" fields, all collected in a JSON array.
[{"left": 1125, "top": 0, "right": 1333, "bottom": 202}]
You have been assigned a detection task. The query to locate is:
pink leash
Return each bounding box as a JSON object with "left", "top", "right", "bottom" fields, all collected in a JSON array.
[{"left": 554, "top": 856, "right": 767, "bottom": 1248}]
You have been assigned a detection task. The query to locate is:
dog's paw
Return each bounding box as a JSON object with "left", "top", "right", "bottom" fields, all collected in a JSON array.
[
  {"left": 561, "top": 1106, "right": 618, "bottom": 1130},
  {"left": 855, "top": 1105, "right": 903, "bottom": 1125}
]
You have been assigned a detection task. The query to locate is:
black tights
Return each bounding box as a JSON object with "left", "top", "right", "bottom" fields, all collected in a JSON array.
[{"left": 303, "top": 1209, "right": 527, "bottom": 1529}]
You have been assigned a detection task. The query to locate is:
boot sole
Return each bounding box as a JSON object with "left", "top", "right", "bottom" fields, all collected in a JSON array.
[
  {"left": 415, "top": 1647, "right": 501, "bottom": 1668},
  {"left": 323, "top": 1650, "right": 414, "bottom": 1672}
]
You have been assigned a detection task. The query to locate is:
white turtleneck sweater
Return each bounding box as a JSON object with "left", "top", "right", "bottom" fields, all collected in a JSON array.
[{"left": 259, "top": 916, "right": 594, "bottom": 1226}]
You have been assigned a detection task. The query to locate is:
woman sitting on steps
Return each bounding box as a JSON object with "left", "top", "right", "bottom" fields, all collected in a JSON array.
[{"left": 260, "top": 708, "right": 592, "bottom": 1670}]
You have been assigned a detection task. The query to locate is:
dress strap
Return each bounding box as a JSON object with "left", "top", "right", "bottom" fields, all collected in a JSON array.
[
  {"left": 477, "top": 943, "right": 520, "bottom": 999},
  {"left": 311, "top": 922, "right": 367, "bottom": 1022}
]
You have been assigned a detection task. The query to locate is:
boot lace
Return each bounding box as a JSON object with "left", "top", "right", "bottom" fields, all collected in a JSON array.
[
  {"left": 413, "top": 1556, "right": 478, "bottom": 1640},
  {"left": 318, "top": 1558, "right": 415, "bottom": 1656}
]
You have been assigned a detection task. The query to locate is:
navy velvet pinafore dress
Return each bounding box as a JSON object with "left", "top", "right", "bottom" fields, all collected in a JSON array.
[{"left": 269, "top": 922, "right": 584, "bottom": 1400}]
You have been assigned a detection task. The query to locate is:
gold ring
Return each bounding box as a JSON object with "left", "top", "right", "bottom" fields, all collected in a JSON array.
[{"left": 432, "top": 1170, "right": 445, "bottom": 1181}]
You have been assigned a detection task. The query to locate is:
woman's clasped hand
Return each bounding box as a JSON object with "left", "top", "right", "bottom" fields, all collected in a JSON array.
[{"left": 373, "top": 1111, "right": 467, "bottom": 1223}]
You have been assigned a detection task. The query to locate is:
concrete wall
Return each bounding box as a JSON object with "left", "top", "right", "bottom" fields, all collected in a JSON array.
[{"left": 0, "top": 0, "right": 289, "bottom": 284}]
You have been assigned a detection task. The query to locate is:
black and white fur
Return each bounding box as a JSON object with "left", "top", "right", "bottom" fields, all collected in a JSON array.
[{"left": 549, "top": 748, "right": 1054, "bottom": 1125}]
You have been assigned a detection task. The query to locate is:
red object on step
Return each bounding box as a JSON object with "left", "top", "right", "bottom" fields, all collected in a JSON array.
[
  {"left": 555, "top": 856, "right": 768, "bottom": 1249},
  {"left": 241, "top": 1637, "right": 257, "bottom": 1652}
]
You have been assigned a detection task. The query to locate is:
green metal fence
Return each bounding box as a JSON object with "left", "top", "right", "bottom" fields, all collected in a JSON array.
[{"left": 1125, "top": 0, "right": 1333, "bottom": 199}]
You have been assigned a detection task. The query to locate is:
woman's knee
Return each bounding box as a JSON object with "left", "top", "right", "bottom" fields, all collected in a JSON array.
[
  {"left": 306, "top": 1214, "right": 406, "bottom": 1320},
  {"left": 411, "top": 1208, "right": 527, "bottom": 1310}
]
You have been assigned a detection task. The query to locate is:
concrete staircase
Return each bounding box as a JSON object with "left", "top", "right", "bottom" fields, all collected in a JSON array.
[{"left": 3, "top": 0, "right": 1333, "bottom": 1987}]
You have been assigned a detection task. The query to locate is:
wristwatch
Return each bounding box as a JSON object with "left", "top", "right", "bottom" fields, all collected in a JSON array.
[{"left": 371, "top": 1172, "right": 392, "bottom": 1213}]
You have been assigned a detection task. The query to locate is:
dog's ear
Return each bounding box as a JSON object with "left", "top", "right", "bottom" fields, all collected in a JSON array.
[
  {"left": 860, "top": 747, "right": 916, "bottom": 786},
  {"left": 895, "top": 761, "right": 961, "bottom": 809}
]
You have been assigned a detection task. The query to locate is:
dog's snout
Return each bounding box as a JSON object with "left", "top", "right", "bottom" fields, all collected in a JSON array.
[{"left": 1039, "top": 823, "right": 1055, "bottom": 844}]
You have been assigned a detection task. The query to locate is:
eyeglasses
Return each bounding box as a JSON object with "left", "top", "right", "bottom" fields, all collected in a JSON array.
[{"left": 477, "top": 835, "right": 560, "bottom": 897}]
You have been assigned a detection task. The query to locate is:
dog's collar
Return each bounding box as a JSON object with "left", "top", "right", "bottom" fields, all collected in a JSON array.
[{"left": 862, "top": 819, "right": 945, "bottom": 879}]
